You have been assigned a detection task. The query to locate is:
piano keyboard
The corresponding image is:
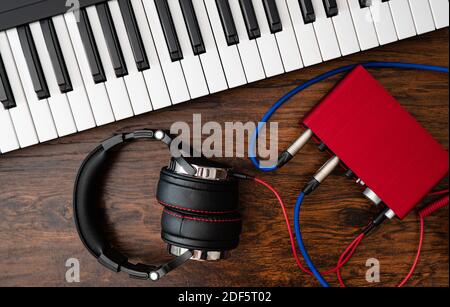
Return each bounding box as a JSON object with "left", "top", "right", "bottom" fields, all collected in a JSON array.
[{"left": 0, "top": 0, "right": 448, "bottom": 154}]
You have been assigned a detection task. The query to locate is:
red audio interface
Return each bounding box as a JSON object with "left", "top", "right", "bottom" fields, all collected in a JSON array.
[{"left": 303, "top": 66, "right": 448, "bottom": 219}]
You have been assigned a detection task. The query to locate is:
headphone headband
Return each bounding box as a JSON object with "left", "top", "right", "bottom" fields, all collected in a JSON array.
[
  {"left": 103, "top": 130, "right": 197, "bottom": 175},
  {"left": 73, "top": 130, "right": 194, "bottom": 281}
]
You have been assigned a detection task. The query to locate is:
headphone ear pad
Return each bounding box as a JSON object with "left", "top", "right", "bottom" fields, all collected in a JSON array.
[
  {"left": 157, "top": 167, "right": 239, "bottom": 213},
  {"left": 161, "top": 208, "right": 242, "bottom": 251}
]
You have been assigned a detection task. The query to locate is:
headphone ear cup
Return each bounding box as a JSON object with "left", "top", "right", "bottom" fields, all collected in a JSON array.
[
  {"left": 161, "top": 208, "right": 242, "bottom": 251},
  {"left": 157, "top": 167, "right": 239, "bottom": 214}
]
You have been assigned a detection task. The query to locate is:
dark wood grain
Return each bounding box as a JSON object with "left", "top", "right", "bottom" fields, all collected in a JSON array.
[{"left": 0, "top": 29, "right": 448, "bottom": 287}]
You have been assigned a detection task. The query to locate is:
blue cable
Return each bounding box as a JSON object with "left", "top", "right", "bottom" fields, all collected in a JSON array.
[
  {"left": 293, "top": 191, "right": 332, "bottom": 287},
  {"left": 250, "top": 62, "right": 449, "bottom": 171},
  {"left": 250, "top": 62, "right": 449, "bottom": 287}
]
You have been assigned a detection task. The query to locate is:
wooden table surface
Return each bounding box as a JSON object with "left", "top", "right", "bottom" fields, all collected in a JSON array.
[{"left": 0, "top": 29, "right": 448, "bottom": 287}]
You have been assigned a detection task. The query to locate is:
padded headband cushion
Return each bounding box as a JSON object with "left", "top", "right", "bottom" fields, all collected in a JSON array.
[
  {"left": 73, "top": 146, "right": 111, "bottom": 258},
  {"left": 157, "top": 167, "right": 239, "bottom": 214}
]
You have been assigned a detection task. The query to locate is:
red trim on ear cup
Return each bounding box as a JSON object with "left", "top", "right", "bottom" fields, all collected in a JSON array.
[
  {"left": 163, "top": 209, "right": 242, "bottom": 223},
  {"left": 161, "top": 207, "right": 242, "bottom": 250},
  {"left": 158, "top": 199, "right": 238, "bottom": 215}
]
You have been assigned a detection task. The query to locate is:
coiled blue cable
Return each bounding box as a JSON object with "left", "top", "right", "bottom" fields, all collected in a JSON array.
[{"left": 250, "top": 62, "right": 449, "bottom": 287}]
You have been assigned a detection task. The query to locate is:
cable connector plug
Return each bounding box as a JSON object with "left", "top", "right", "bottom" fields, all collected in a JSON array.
[
  {"left": 363, "top": 207, "right": 391, "bottom": 236},
  {"left": 277, "top": 129, "right": 313, "bottom": 168},
  {"left": 277, "top": 151, "right": 294, "bottom": 168},
  {"left": 231, "top": 172, "right": 255, "bottom": 181},
  {"left": 302, "top": 178, "right": 320, "bottom": 195},
  {"left": 302, "top": 155, "right": 340, "bottom": 195}
]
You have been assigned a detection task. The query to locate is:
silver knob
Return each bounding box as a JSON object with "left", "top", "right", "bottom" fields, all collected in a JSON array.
[{"left": 363, "top": 187, "right": 382, "bottom": 205}]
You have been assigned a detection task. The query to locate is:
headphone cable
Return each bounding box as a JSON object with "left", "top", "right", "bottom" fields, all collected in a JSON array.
[
  {"left": 233, "top": 172, "right": 449, "bottom": 286},
  {"left": 233, "top": 173, "right": 360, "bottom": 277}
]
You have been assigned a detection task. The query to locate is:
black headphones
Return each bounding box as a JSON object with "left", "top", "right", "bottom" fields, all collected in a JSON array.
[{"left": 73, "top": 130, "right": 242, "bottom": 281}]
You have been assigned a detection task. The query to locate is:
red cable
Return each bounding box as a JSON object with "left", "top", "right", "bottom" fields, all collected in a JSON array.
[
  {"left": 253, "top": 177, "right": 310, "bottom": 275},
  {"left": 427, "top": 188, "right": 449, "bottom": 197},
  {"left": 253, "top": 177, "right": 448, "bottom": 286},
  {"left": 397, "top": 216, "right": 424, "bottom": 287},
  {"left": 336, "top": 194, "right": 448, "bottom": 287},
  {"left": 253, "top": 177, "right": 356, "bottom": 277},
  {"left": 336, "top": 234, "right": 365, "bottom": 287},
  {"left": 397, "top": 195, "right": 450, "bottom": 287},
  {"left": 419, "top": 194, "right": 449, "bottom": 218}
]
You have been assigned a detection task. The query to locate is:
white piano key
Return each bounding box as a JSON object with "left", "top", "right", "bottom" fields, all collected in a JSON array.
[
  {"left": 86, "top": 5, "right": 135, "bottom": 120},
  {"left": 29, "top": 22, "right": 78, "bottom": 137},
  {"left": 0, "top": 32, "right": 39, "bottom": 148},
  {"left": 309, "top": 0, "right": 341, "bottom": 61},
  {"left": 4, "top": 30, "right": 58, "bottom": 142},
  {"left": 273, "top": 0, "right": 304, "bottom": 72},
  {"left": 142, "top": 0, "right": 191, "bottom": 104},
  {"left": 408, "top": 0, "right": 435, "bottom": 35},
  {"left": 251, "top": 0, "right": 285, "bottom": 77},
  {"left": 64, "top": 12, "right": 115, "bottom": 125},
  {"left": 52, "top": 15, "right": 97, "bottom": 131},
  {"left": 108, "top": 0, "right": 153, "bottom": 115},
  {"left": 429, "top": 0, "right": 449, "bottom": 29},
  {"left": 0, "top": 109, "right": 19, "bottom": 153},
  {"left": 389, "top": 0, "right": 417, "bottom": 39},
  {"left": 203, "top": 0, "right": 247, "bottom": 88},
  {"left": 167, "top": 0, "right": 210, "bottom": 98},
  {"left": 346, "top": 0, "right": 379, "bottom": 50},
  {"left": 130, "top": 0, "right": 172, "bottom": 110},
  {"left": 331, "top": 0, "right": 360, "bottom": 56},
  {"left": 285, "top": 0, "right": 322, "bottom": 66},
  {"left": 370, "top": 0, "right": 398, "bottom": 45},
  {"left": 228, "top": 0, "right": 266, "bottom": 82},
  {"left": 191, "top": 0, "right": 228, "bottom": 93}
]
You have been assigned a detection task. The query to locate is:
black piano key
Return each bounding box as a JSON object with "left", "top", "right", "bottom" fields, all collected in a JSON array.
[
  {"left": 0, "top": 54, "right": 16, "bottom": 109},
  {"left": 179, "top": 0, "right": 206, "bottom": 55},
  {"left": 96, "top": 3, "right": 128, "bottom": 77},
  {"left": 322, "top": 0, "right": 338, "bottom": 18},
  {"left": 78, "top": 8, "right": 107, "bottom": 84},
  {"left": 298, "top": 0, "right": 316, "bottom": 24},
  {"left": 154, "top": 0, "right": 184, "bottom": 62},
  {"left": 359, "top": 0, "right": 372, "bottom": 8},
  {"left": 118, "top": 0, "right": 150, "bottom": 71},
  {"left": 17, "top": 25, "right": 50, "bottom": 100},
  {"left": 239, "top": 0, "right": 261, "bottom": 40},
  {"left": 215, "top": 0, "right": 239, "bottom": 46},
  {"left": 262, "top": 0, "right": 283, "bottom": 34},
  {"left": 40, "top": 19, "right": 73, "bottom": 93}
]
